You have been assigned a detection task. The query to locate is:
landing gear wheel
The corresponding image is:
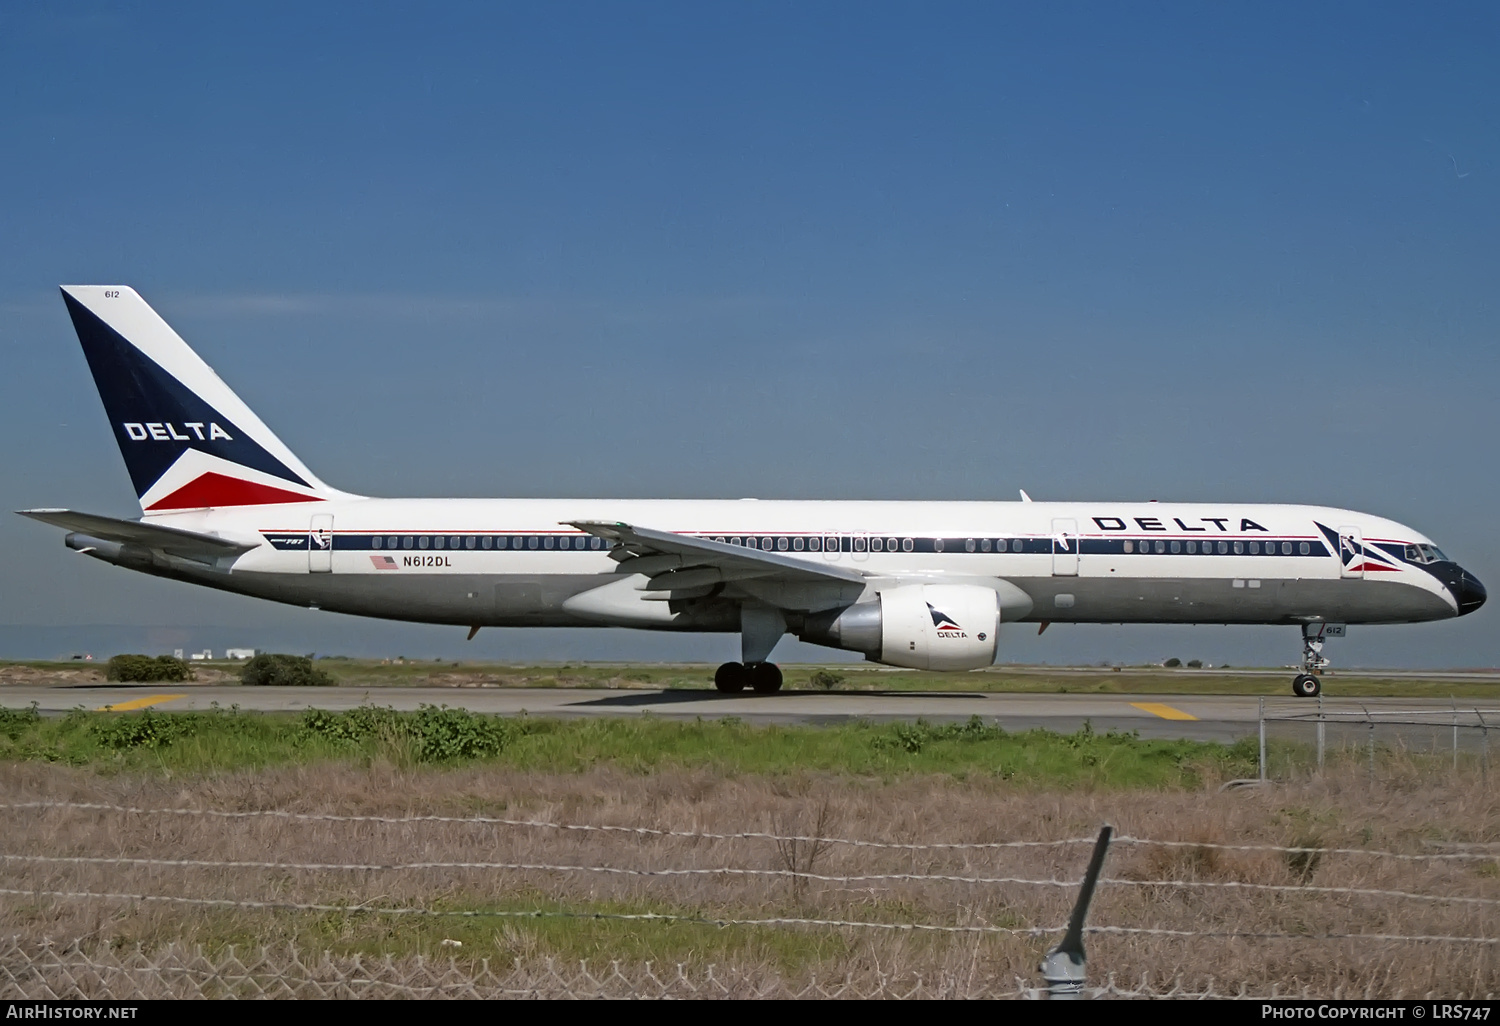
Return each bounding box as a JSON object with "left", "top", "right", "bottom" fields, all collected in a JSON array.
[
  {"left": 1292, "top": 673, "right": 1321, "bottom": 698},
  {"left": 714, "top": 662, "right": 746, "bottom": 693},
  {"left": 746, "top": 662, "right": 783, "bottom": 694}
]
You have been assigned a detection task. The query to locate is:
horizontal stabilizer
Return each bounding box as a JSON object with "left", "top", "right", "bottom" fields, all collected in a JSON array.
[{"left": 18, "top": 508, "right": 257, "bottom": 560}]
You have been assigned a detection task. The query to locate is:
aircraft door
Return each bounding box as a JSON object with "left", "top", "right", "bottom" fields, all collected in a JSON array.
[
  {"left": 1338, "top": 525, "right": 1364, "bottom": 579},
  {"left": 1051, "top": 518, "right": 1079, "bottom": 576},
  {"left": 309, "top": 514, "right": 334, "bottom": 573}
]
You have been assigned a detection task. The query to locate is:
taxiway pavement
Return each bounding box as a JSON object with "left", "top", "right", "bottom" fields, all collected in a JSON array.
[{"left": 3, "top": 685, "right": 1497, "bottom": 743}]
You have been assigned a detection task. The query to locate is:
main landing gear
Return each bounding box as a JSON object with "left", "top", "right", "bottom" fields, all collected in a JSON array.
[
  {"left": 714, "top": 661, "right": 783, "bottom": 694},
  {"left": 1292, "top": 622, "right": 1333, "bottom": 698}
]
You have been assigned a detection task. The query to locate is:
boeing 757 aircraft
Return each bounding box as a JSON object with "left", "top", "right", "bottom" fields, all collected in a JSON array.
[{"left": 20, "top": 287, "right": 1486, "bottom": 697}]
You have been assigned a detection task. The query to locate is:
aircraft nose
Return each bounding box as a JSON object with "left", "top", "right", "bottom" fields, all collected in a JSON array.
[
  {"left": 1455, "top": 569, "right": 1487, "bottom": 616},
  {"left": 1429, "top": 562, "right": 1486, "bottom": 616}
]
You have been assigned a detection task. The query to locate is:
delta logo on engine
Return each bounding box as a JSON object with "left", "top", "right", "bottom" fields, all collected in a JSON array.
[{"left": 928, "top": 604, "right": 969, "bottom": 639}]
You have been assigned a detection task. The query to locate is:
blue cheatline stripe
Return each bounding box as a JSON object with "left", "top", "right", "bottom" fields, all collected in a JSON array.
[{"left": 260, "top": 531, "right": 1332, "bottom": 558}]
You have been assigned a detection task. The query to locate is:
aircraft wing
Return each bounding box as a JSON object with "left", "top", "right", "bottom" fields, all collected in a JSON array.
[
  {"left": 18, "top": 508, "right": 258, "bottom": 561},
  {"left": 567, "top": 520, "right": 867, "bottom": 592}
]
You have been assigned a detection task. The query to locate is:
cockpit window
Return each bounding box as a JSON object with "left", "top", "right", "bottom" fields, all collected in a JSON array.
[{"left": 1404, "top": 544, "right": 1449, "bottom": 565}]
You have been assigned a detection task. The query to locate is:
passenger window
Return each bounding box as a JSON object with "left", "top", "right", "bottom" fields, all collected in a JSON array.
[
  {"left": 853, "top": 537, "right": 866, "bottom": 552},
  {"left": 870, "top": 537, "right": 883, "bottom": 552},
  {"left": 1008, "top": 539, "right": 1020, "bottom": 552},
  {"left": 466, "top": 536, "right": 476, "bottom": 550},
  {"left": 826, "top": 536, "right": 839, "bottom": 552},
  {"left": 793, "top": 537, "right": 804, "bottom": 551},
  {"left": 1170, "top": 541, "right": 1180, "bottom": 553},
  {"left": 1233, "top": 541, "right": 1244, "bottom": 555},
  {"left": 482, "top": 536, "right": 493, "bottom": 550},
  {"left": 809, "top": 537, "right": 821, "bottom": 552},
  {"left": 1249, "top": 542, "right": 1259, "bottom": 555},
  {"left": 591, "top": 537, "right": 603, "bottom": 549},
  {"left": 1186, "top": 540, "right": 1196, "bottom": 554},
  {"left": 935, "top": 538, "right": 945, "bottom": 553},
  {"left": 543, "top": 536, "right": 555, "bottom": 549},
  {"left": 371, "top": 536, "right": 382, "bottom": 550},
  {"left": 777, "top": 537, "right": 789, "bottom": 551},
  {"left": 1218, "top": 541, "right": 1229, "bottom": 554},
  {"left": 528, "top": 536, "right": 539, "bottom": 550},
  {"left": 1154, "top": 540, "right": 1166, "bottom": 554},
  {"left": 904, "top": 538, "right": 914, "bottom": 552},
  {"left": 1298, "top": 542, "right": 1309, "bottom": 555},
  {"left": 418, "top": 536, "right": 430, "bottom": 549},
  {"left": 1123, "top": 541, "right": 1133, "bottom": 553},
  {"left": 761, "top": 537, "right": 773, "bottom": 550},
  {"left": 965, "top": 538, "right": 976, "bottom": 553}
]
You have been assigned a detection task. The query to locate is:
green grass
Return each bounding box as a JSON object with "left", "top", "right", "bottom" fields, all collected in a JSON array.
[{"left": 0, "top": 703, "right": 1255, "bottom": 787}]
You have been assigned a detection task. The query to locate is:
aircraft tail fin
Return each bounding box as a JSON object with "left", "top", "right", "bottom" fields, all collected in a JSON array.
[{"left": 59, "top": 285, "right": 351, "bottom": 513}]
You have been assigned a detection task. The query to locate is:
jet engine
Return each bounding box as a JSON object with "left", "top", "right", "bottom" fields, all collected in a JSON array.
[{"left": 800, "top": 584, "right": 1002, "bottom": 671}]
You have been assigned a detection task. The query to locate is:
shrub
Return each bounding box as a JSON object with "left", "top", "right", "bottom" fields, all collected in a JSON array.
[
  {"left": 1163, "top": 657, "right": 1182, "bottom": 668},
  {"left": 873, "top": 715, "right": 1005, "bottom": 754},
  {"left": 106, "top": 654, "right": 193, "bottom": 683},
  {"left": 1186, "top": 659, "right": 1203, "bottom": 668},
  {"left": 242, "top": 654, "right": 335, "bottom": 687},
  {"left": 0, "top": 703, "right": 40, "bottom": 740},
  {"left": 92, "top": 709, "right": 190, "bottom": 749},
  {"left": 298, "top": 705, "right": 513, "bottom": 762},
  {"left": 808, "top": 670, "right": 845, "bottom": 690}
]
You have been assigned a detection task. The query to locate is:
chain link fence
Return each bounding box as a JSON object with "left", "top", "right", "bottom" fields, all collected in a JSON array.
[
  {"left": 0, "top": 939, "right": 1441, "bottom": 1000},
  {"left": 1256, "top": 700, "right": 1497, "bottom": 783}
]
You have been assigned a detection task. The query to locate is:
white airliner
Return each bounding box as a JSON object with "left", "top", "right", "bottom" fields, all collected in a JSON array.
[{"left": 20, "top": 287, "right": 1486, "bottom": 697}]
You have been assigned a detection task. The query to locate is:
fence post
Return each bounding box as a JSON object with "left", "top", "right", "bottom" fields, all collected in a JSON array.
[
  {"left": 1317, "top": 695, "right": 1325, "bottom": 774},
  {"left": 1258, "top": 698, "right": 1266, "bottom": 782},
  {"left": 1451, "top": 699, "right": 1459, "bottom": 773},
  {"left": 1477, "top": 709, "right": 1490, "bottom": 787},
  {"left": 1039, "top": 824, "right": 1113, "bottom": 1000}
]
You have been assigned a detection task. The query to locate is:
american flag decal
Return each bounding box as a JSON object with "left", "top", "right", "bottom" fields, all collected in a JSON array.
[{"left": 370, "top": 555, "right": 398, "bottom": 570}]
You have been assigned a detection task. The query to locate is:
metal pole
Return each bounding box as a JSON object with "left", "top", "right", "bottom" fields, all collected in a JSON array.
[
  {"left": 1039, "top": 824, "right": 1113, "bottom": 999},
  {"left": 1258, "top": 697, "right": 1266, "bottom": 782},
  {"left": 1317, "top": 694, "right": 1325, "bottom": 774},
  {"left": 1477, "top": 709, "right": 1490, "bottom": 787},
  {"left": 1453, "top": 698, "right": 1460, "bottom": 774}
]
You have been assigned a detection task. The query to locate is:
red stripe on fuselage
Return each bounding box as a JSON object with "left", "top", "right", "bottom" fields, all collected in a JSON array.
[{"left": 145, "top": 472, "right": 324, "bottom": 511}]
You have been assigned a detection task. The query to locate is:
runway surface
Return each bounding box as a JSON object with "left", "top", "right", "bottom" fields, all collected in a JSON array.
[{"left": 4, "top": 684, "right": 1498, "bottom": 743}]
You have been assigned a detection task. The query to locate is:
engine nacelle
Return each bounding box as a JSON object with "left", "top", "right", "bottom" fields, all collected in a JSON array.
[{"left": 800, "top": 583, "right": 1001, "bottom": 671}]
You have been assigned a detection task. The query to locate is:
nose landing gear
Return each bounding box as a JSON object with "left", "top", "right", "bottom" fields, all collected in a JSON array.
[
  {"left": 713, "top": 661, "right": 784, "bottom": 693},
  {"left": 1292, "top": 622, "right": 1341, "bottom": 698}
]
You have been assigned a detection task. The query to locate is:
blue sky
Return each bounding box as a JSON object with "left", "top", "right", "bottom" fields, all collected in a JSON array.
[{"left": 2, "top": 2, "right": 1497, "bottom": 667}]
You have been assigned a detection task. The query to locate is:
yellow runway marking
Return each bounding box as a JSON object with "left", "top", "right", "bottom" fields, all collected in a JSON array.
[
  {"left": 1130, "top": 702, "right": 1198, "bottom": 721},
  {"left": 95, "top": 694, "right": 187, "bottom": 713}
]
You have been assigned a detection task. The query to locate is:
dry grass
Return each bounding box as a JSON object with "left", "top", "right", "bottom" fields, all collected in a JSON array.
[{"left": 0, "top": 762, "right": 1497, "bottom": 997}]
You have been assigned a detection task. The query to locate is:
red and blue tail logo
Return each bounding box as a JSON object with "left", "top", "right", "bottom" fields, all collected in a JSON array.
[{"left": 61, "top": 286, "right": 344, "bottom": 512}]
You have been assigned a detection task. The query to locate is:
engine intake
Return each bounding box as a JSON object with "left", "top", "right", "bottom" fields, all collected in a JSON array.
[{"left": 800, "top": 583, "right": 1002, "bottom": 671}]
